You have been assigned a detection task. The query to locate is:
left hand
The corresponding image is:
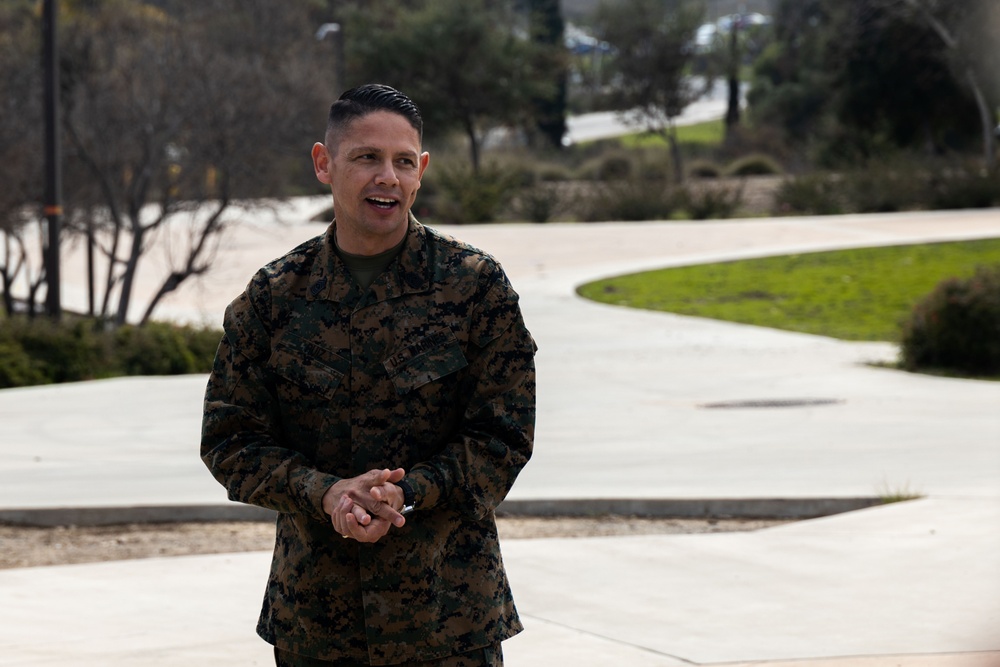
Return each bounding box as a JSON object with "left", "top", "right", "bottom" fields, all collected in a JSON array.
[{"left": 324, "top": 468, "right": 406, "bottom": 543}]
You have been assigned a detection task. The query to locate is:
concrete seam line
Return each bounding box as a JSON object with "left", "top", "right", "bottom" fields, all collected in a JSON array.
[{"left": 0, "top": 497, "right": 888, "bottom": 527}]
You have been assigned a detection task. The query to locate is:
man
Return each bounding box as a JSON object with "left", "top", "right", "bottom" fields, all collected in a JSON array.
[{"left": 201, "top": 84, "right": 536, "bottom": 666}]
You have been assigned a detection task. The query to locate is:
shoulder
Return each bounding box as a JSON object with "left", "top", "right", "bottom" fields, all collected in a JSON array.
[
  {"left": 227, "top": 233, "right": 325, "bottom": 334},
  {"left": 259, "top": 234, "right": 326, "bottom": 285},
  {"left": 421, "top": 224, "right": 510, "bottom": 293}
]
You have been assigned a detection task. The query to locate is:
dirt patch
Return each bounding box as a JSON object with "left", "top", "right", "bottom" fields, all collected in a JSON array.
[{"left": 0, "top": 516, "right": 791, "bottom": 569}]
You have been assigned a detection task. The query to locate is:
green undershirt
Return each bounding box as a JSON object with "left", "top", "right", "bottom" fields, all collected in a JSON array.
[{"left": 334, "top": 234, "right": 407, "bottom": 291}]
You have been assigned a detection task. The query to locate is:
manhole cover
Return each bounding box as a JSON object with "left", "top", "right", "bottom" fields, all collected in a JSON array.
[{"left": 699, "top": 398, "right": 844, "bottom": 409}]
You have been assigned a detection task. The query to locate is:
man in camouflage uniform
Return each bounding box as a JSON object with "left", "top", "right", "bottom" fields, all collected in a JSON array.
[{"left": 201, "top": 84, "right": 536, "bottom": 666}]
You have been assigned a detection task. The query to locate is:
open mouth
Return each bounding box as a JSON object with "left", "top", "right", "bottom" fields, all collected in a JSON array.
[{"left": 367, "top": 196, "right": 399, "bottom": 210}]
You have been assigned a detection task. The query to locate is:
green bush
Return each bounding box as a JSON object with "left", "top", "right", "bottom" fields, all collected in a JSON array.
[
  {"left": 6, "top": 318, "right": 107, "bottom": 384},
  {"left": 678, "top": 184, "right": 744, "bottom": 220},
  {"left": 842, "top": 165, "right": 927, "bottom": 213},
  {"left": 725, "top": 153, "right": 783, "bottom": 177},
  {"left": 0, "top": 317, "right": 221, "bottom": 389},
  {"left": 582, "top": 179, "right": 681, "bottom": 222},
  {"left": 926, "top": 168, "right": 1000, "bottom": 210},
  {"left": 579, "top": 152, "right": 633, "bottom": 181},
  {"left": 0, "top": 338, "right": 47, "bottom": 388},
  {"left": 576, "top": 147, "right": 673, "bottom": 182},
  {"left": 687, "top": 159, "right": 722, "bottom": 179},
  {"left": 510, "top": 182, "right": 568, "bottom": 223},
  {"left": 773, "top": 174, "right": 844, "bottom": 216},
  {"left": 900, "top": 265, "right": 1000, "bottom": 376},
  {"left": 114, "top": 323, "right": 199, "bottom": 375},
  {"left": 429, "top": 162, "right": 520, "bottom": 224}
]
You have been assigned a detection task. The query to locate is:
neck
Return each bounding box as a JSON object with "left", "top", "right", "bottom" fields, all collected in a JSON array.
[{"left": 334, "top": 223, "right": 408, "bottom": 257}]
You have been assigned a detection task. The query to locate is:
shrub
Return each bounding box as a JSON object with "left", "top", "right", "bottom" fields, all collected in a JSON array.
[
  {"left": 773, "top": 174, "right": 844, "bottom": 216},
  {"left": 511, "top": 182, "right": 568, "bottom": 223},
  {"left": 678, "top": 184, "right": 744, "bottom": 220},
  {"left": 926, "top": 168, "right": 1000, "bottom": 210},
  {"left": 114, "top": 322, "right": 200, "bottom": 376},
  {"left": 7, "top": 318, "right": 107, "bottom": 383},
  {"left": 576, "top": 147, "right": 673, "bottom": 182},
  {"left": 842, "top": 165, "right": 926, "bottom": 213},
  {"left": 181, "top": 326, "right": 223, "bottom": 369},
  {"left": 578, "top": 151, "right": 633, "bottom": 181},
  {"left": 0, "top": 317, "right": 221, "bottom": 389},
  {"left": 581, "top": 179, "right": 682, "bottom": 222},
  {"left": 900, "top": 265, "right": 1000, "bottom": 376},
  {"left": 687, "top": 159, "right": 722, "bottom": 179},
  {"left": 725, "top": 153, "right": 783, "bottom": 177},
  {"left": 429, "top": 162, "right": 520, "bottom": 224},
  {"left": 0, "top": 338, "right": 46, "bottom": 389}
]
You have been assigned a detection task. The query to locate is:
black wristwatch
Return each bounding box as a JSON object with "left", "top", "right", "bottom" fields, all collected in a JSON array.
[{"left": 397, "top": 478, "right": 416, "bottom": 515}]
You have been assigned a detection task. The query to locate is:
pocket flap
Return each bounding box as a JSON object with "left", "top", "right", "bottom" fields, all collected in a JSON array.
[
  {"left": 268, "top": 335, "right": 347, "bottom": 398},
  {"left": 384, "top": 329, "right": 468, "bottom": 394}
]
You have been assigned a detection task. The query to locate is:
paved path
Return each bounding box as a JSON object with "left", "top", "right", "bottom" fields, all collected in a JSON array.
[{"left": 1, "top": 203, "right": 999, "bottom": 666}]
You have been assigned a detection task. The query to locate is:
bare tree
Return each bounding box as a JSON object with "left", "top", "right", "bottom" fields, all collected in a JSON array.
[
  {"left": 60, "top": 0, "right": 328, "bottom": 326},
  {"left": 0, "top": 2, "right": 46, "bottom": 316}
]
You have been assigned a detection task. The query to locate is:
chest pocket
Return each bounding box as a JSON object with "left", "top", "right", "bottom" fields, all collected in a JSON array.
[
  {"left": 267, "top": 334, "right": 348, "bottom": 399},
  {"left": 384, "top": 328, "right": 468, "bottom": 395}
]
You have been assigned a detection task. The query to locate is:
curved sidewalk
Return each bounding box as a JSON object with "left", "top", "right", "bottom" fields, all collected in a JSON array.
[{"left": 1, "top": 204, "right": 998, "bottom": 666}]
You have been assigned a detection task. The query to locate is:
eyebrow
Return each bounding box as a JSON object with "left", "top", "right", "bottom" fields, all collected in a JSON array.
[{"left": 347, "top": 145, "right": 418, "bottom": 159}]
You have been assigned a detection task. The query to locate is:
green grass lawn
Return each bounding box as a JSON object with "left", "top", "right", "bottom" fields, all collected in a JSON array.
[
  {"left": 577, "top": 238, "right": 1000, "bottom": 341},
  {"left": 620, "top": 119, "right": 725, "bottom": 150}
]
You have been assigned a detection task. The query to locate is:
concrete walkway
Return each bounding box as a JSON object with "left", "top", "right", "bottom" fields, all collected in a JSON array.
[{"left": 1, "top": 203, "right": 999, "bottom": 666}]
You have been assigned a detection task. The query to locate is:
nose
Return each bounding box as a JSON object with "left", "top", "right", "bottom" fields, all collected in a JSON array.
[{"left": 374, "top": 158, "right": 399, "bottom": 187}]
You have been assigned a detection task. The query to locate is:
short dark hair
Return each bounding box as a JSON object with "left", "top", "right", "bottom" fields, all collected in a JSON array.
[{"left": 325, "top": 84, "right": 423, "bottom": 148}]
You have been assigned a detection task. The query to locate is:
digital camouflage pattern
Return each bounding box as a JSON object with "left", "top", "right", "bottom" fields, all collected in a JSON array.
[{"left": 201, "top": 216, "right": 536, "bottom": 665}]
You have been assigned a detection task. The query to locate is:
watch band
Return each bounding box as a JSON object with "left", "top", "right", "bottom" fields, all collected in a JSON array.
[{"left": 398, "top": 478, "right": 416, "bottom": 515}]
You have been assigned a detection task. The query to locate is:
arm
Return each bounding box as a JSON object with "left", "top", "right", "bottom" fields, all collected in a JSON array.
[
  {"left": 200, "top": 275, "right": 342, "bottom": 521},
  {"left": 405, "top": 270, "right": 537, "bottom": 521},
  {"left": 201, "top": 274, "right": 404, "bottom": 535}
]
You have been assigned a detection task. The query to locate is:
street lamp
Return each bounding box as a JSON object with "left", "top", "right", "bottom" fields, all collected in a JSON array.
[
  {"left": 42, "top": 0, "right": 62, "bottom": 320},
  {"left": 316, "top": 22, "right": 345, "bottom": 99}
]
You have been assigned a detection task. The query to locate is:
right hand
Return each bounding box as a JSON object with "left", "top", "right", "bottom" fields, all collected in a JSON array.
[{"left": 322, "top": 468, "right": 406, "bottom": 543}]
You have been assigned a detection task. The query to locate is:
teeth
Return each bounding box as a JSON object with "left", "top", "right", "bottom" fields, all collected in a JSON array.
[{"left": 369, "top": 197, "right": 396, "bottom": 204}]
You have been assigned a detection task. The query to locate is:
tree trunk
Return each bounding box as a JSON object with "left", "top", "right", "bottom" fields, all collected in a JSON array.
[
  {"left": 965, "top": 68, "right": 996, "bottom": 171},
  {"left": 115, "top": 228, "right": 144, "bottom": 326},
  {"left": 667, "top": 122, "right": 684, "bottom": 184},
  {"left": 725, "top": 20, "right": 741, "bottom": 133},
  {"left": 139, "top": 199, "right": 229, "bottom": 325},
  {"left": 465, "top": 116, "right": 481, "bottom": 175}
]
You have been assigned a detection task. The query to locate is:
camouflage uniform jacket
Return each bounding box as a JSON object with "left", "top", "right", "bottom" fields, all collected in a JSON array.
[{"left": 201, "top": 216, "right": 536, "bottom": 665}]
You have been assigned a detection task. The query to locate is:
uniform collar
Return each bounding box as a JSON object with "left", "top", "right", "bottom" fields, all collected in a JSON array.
[{"left": 307, "top": 213, "right": 431, "bottom": 303}]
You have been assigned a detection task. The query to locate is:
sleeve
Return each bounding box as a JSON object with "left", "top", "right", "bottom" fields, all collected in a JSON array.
[
  {"left": 200, "top": 273, "right": 340, "bottom": 522},
  {"left": 405, "top": 267, "right": 537, "bottom": 521}
]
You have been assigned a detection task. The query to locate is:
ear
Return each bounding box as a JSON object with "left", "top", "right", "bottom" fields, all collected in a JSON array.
[
  {"left": 312, "top": 142, "right": 332, "bottom": 184},
  {"left": 417, "top": 151, "right": 430, "bottom": 181}
]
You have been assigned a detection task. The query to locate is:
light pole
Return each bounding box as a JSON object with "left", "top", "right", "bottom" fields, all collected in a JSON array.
[
  {"left": 316, "top": 22, "right": 345, "bottom": 100},
  {"left": 42, "top": 0, "right": 63, "bottom": 320}
]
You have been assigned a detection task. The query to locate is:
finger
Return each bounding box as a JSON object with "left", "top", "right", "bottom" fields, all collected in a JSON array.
[
  {"left": 342, "top": 512, "right": 358, "bottom": 539},
  {"left": 371, "top": 501, "right": 405, "bottom": 529},
  {"left": 351, "top": 503, "right": 372, "bottom": 526},
  {"left": 363, "top": 468, "right": 393, "bottom": 486},
  {"left": 355, "top": 518, "right": 393, "bottom": 543}
]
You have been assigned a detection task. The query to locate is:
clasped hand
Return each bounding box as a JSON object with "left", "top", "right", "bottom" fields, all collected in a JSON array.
[{"left": 322, "top": 468, "right": 407, "bottom": 543}]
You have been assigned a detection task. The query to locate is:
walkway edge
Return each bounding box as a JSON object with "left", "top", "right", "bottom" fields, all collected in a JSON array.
[{"left": 0, "top": 497, "right": 883, "bottom": 526}]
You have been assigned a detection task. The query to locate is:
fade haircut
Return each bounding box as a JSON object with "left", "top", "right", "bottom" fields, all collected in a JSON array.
[{"left": 325, "top": 84, "right": 423, "bottom": 150}]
